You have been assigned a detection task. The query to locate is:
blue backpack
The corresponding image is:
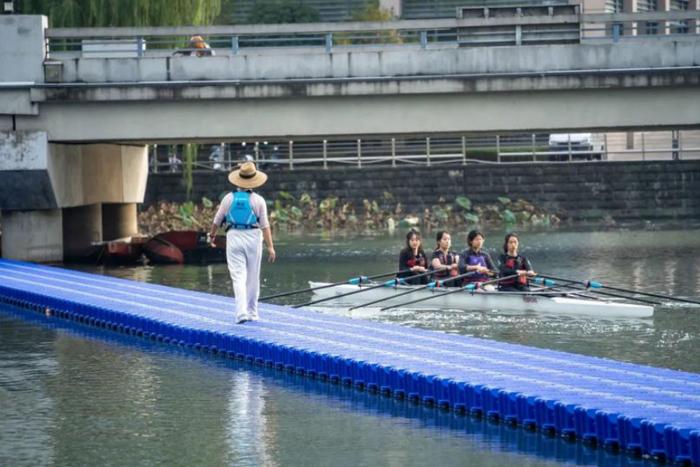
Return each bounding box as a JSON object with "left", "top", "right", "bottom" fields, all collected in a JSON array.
[{"left": 225, "top": 191, "right": 259, "bottom": 229}]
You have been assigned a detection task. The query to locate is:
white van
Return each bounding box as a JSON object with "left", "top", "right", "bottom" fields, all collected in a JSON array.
[{"left": 548, "top": 133, "right": 605, "bottom": 160}]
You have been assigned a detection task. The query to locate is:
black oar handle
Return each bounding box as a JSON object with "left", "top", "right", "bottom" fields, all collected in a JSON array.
[
  {"left": 297, "top": 269, "right": 436, "bottom": 309},
  {"left": 347, "top": 269, "right": 437, "bottom": 310},
  {"left": 359, "top": 271, "right": 474, "bottom": 311},
  {"left": 379, "top": 271, "right": 517, "bottom": 311},
  {"left": 381, "top": 274, "right": 521, "bottom": 311},
  {"left": 260, "top": 269, "right": 410, "bottom": 301}
]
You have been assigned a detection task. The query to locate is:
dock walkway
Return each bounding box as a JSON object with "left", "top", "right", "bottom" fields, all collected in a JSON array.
[{"left": 0, "top": 259, "right": 698, "bottom": 464}]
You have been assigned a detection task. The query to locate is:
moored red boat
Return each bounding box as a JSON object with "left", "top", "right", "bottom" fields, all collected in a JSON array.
[
  {"left": 143, "top": 236, "right": 184, "bottom": 265},
  {"left": 103, "top": 237, "right": 146, "bottom": 264},
  {"left": 145, "top": 230, "right": 225, "bottom": 264}
]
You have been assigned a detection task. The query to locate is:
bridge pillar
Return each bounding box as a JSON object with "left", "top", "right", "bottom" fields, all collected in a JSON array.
[
  {"left": 1, "top": 210, "right": 63, "bottom": 262},
  {"left": 0, "top": 130, "right": 148, "bottom": 262},
  {"left": 102, "top": 203, "right": 138, "bottom": 240},
  {"left": 63, "top": 204, "right": 102, "bottom": 260}
]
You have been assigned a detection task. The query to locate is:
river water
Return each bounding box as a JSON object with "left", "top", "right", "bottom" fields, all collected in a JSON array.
[{"left": 1, "top": 228, "right": 699, "bottom": 466}]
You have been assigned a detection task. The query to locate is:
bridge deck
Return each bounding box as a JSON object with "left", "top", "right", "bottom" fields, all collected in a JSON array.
[{"left": 0, "top": 259, "right": 698, "bottom": 464}]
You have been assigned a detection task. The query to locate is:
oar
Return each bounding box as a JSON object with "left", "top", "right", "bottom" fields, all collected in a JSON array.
[
  {"left": 344, "top": 271, "right": 477, "bottom": 312},
  {"left": 348, "top": 270, "right": 442, "bottom": 311},
  {"left": 260, "top": 269, "right": 410, "bottom": 301},
  {"left": 379, "top": 274, "right": 519, "bottom": 312},
  {"left": 547, "top": 274, "right": 700, "bottom": 306},
  {"left": 293, "top": 270, "right": 436, "bottom": 308},
  {"left": 532, "top": 277, "right": 661, "bottom": 305}
]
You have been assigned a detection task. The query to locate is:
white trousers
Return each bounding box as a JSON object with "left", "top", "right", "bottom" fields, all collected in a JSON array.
[{"left": 226, "top": 228, "right": 263, "bottom": 321}]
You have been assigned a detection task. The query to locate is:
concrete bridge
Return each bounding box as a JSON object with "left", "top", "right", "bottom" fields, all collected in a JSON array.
[{"left": 1, "top": 9, "right": 700, "bottom": 261}]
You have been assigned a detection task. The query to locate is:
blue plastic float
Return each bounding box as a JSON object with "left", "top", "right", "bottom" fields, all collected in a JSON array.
[{"left": 0, "top": 258, "right": 698, "bottom": 464}]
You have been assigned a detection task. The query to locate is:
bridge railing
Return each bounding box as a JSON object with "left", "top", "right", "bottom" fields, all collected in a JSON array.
[
  {"left": 149, "top": 131, "right": 700, "bottom": 173},
  {"left": 45, "top": 10, "right": 700, "bottom": 59}
]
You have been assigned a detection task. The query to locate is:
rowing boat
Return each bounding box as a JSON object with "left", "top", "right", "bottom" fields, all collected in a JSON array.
[{"left": 308, "top": 281, "right": 654, "bottom": 318}]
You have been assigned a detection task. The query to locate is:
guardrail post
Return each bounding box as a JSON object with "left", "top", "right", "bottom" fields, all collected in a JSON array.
[
  {"left": 325, "top": 33, "right": 333, "bottom": 53},
  {"left": 641, "top": 132, "right": 646, "bottom": 161},
  {"left": 289, "top": 141, "right": 294, "bottom": 170},
  {"left": 678, "top": 131, "right": 683, "bottom": 161},
  {"left": 612, "top": 23, "right": 621, "bottom": 43},
  {"left": 357, "top": 139, "right": 362, "bottom": 168},
  {"left": 137, "top": 36, "right": 144, "bottom": 57},
  {"left": 515, "top": 25, "right": 522, "bottom": 45},
  {"left": 672, "top": 130, "right": 680, "bottom": 161},
  {"left": 420, "top": 30, "right": 428, "bottom": 49},
  {"left": 567, "top": 134, "right": 572, "bottom": 162},
  {"left": 531, "top": 134, "right": 536, "bottom": 161},
  {"left": 391, "top": 138, "right": 396, "bottom": 168},
  {"left": 426, "top": 137, "right": 431, "bottom": 167},
  {"left": 231, "top": 35, "right": 239, "bottom": 54},
  {"left": 496, "top": 135, "right": 501, "bottom": 163},
  {"left": 461, "top": 136, "right": 467, "bottom": 165},
  {"left": 151, "top": 144, "right": 158, "bottom": 173},
  {"left": 323, "top": 139, "right": 328, "bottom": 169},
  {"left": 604, "top": 133, "right": 608, "bottom": 161}
]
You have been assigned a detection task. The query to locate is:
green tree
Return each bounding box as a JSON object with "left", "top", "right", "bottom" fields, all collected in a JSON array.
[
  {"left": 351, "top": 0, "right": 394, "bottom": 22},
  {"left": 247, "top": 0, "right": 320, "bottom": 24},
  {"left": 20, "top": 0, "right": 222, "bottom": 27},
  {"left": 335, "top": 0, "right": 398, "bottom": 46}
]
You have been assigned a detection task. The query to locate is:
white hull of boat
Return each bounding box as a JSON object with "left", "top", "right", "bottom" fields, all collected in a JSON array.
[{"left": 308, "top": 282, "right": 654, "bottom": 318}]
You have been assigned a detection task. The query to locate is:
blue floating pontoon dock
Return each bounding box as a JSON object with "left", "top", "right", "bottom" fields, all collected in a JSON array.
[{"left": 1, "top": 259, "right": 699, "bottom": 464}]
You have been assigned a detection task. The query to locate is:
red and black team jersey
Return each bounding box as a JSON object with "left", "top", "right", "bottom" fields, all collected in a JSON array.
[
  {"left": 498, "top": 254, "right": 533, "bottom": 290},
  {"left": 398, "top": 248, "right": 429, "bottom": 285},
  {"left": 431, "top": 249, "right": 459, "bottom": 280}
]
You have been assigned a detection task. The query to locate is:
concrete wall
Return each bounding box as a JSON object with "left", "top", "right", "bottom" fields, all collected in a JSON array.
[
  {"left": 0, "top": 15, "right": 47, "bottom": 84},
  {"left": 145, "top": 161, "right": 700, "bottom": 223},
  {"left": 1, "top": 209, "right": 62, "bottom": 262},
  {"left": 54, "top": 39, "right": 700, "bottom": 84}
]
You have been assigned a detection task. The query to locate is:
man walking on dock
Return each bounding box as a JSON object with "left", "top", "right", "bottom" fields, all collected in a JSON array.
[{"left": 209, "top": 162, "right": 276, "bottom": 323}]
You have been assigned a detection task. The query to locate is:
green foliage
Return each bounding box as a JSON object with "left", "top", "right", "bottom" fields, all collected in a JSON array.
[
  {"left": 351, "top": 0, "right": 394, "bottom": 21},
  {"left": 21, "top": 0, "right": 222, "bottom": 27},
  {"left": 455, "top": 196, "right": 472, "bottom": 210},
  {"left": 333, "top": 0, "right": 399, "bottom": 46},
  {"left": 501, "top": 209, "right": 517, "bottom": 224},
  {"left": 278, "top": 191, "right": 295, "bottom": 201},
  {"left": 247, "top": 0, "right": 320, "bottom": 24},
  {"left": 497, "top": 196, "right": 512, "bottom": 205},
  {"left": 462, "top": 212, "right": 480, "bottom": 224},
  {"left": 201, "top": 196, "right": 213, "bottom": 208}
]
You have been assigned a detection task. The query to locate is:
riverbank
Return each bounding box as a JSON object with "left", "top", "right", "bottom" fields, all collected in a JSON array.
[
  {"left": 144, "top": 161, "right": 700, "bottom": 225},
  {"left": 137, "top": 194, "right": 561, "bottom": 237}
]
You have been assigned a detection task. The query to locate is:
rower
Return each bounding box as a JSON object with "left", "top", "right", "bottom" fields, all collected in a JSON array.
[
  {"left": 398, "top": 229, "right": 429, "bottom": 285},
  {"left": 430, "top": 231, "right": 459, "bottom": 285},
  {"left": 498, "top": 232, "right": 536, "bottom": 291},
  {"left": 458, "top": 230, "right": 496, "bottom": 290}
]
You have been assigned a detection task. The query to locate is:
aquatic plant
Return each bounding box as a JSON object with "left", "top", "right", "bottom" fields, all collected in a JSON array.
[{"left": 137, "top": 192, "right": 562, "bottom": 237}]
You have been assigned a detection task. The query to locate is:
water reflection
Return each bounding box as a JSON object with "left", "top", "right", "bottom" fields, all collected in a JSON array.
[
  {"left": 226, "top": 372, "right": 275, "bottom": 466},
  {"left": 0, "top": 310, "right": 657, "bottom": 466}
]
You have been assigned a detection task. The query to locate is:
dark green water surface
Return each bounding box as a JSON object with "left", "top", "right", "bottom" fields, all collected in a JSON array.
[{"left": 1, "top": 228, "right": 699, "bottom": 466}]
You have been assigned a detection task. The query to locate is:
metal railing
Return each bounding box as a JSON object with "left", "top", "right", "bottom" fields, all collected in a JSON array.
[
  {"left": 149, "top": 132, "right": 700, "bottom": 173},
  {"left": 45, "top": 10, "right": 700, "bottom": 59}
]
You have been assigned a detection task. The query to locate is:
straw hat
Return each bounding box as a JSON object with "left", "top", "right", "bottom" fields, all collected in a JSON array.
[{"left": 228, "top": 161, "right": 268, "bottom": 189}]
